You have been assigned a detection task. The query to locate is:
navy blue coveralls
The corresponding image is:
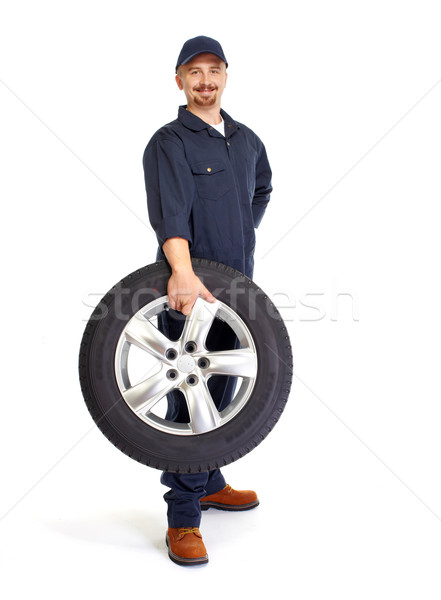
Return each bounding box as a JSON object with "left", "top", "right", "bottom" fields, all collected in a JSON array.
[{"left": 143, "top": 105, "right": 272, "bottom": 527}]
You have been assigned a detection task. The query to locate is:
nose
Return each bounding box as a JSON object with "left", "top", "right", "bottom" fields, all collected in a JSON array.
[{"left": 199, "top": 71, "right": 211, "bottom": 86}]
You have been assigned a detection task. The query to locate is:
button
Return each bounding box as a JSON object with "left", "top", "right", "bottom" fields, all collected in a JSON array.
[
  {"left": 207, "top": 167, "right": 212, "bottom": 172},
  {"left": 227, "top": 142, "right": 231, "bottom": 146}
]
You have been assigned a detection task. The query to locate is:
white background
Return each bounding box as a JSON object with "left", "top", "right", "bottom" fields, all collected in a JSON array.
[{"left": 1, "top": 0, "right": 441, "bottom": 597}]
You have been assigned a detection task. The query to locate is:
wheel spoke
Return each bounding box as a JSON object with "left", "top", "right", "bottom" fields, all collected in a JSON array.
[
  {"left": 183, "top": 382, "right": 220, "bottom": 434},
  {"left": 123, "top": 368, "right": 177, "bottom": 414},
  {"left": 204, "top": 348, "right": 257, "bottom": 378},
  {"left": 180, "top": 297, "right": 219, "bottom": 350},
  {"left": 124, "top": 314, "right": 171, "bottom": 361},
  {"left": 114, "top": 293, "right": 260, "bottom": 437}
]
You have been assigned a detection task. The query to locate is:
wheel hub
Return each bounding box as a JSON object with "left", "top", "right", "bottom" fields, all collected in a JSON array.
[{"left": 177, "top": 354, "right": 196, "bottom": 373}]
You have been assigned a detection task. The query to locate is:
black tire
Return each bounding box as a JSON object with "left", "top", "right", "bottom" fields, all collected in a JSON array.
[{"left": 78, "top": 259, "right": 292, "bottom": 473}]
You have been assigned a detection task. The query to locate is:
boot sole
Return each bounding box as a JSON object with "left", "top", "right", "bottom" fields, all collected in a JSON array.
[
  {"left": 165, "top": 534, "right": 209, "bottom": 566},
  {"left": 200, "top": 499, "right": 260, "bottom": 511}
]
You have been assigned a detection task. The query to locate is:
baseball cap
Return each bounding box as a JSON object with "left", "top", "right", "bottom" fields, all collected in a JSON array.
[{"left": 175, "top": 36, "right": 228, "bottom": 72}]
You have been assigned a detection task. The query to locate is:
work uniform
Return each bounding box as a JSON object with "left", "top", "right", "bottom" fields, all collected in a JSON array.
[{"left": 143, "top": 105, "right": 272, "bottom": 527}]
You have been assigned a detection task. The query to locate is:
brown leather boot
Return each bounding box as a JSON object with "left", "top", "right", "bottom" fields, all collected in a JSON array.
[
  {"left": 166, "top": 527, "right": 208, "bottom": 566},
  {"left": 200, "top": 484, "right": 259, "bottom": 511}
]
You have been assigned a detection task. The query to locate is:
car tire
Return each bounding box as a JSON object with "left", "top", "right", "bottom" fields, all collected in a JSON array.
[{"left": 78, "top": 258, "right": 293, "bottom": 473}]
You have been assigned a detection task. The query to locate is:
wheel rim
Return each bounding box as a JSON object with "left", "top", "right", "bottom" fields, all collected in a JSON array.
[{"left": 114, "top": 296, "right": 258, "bottom": 436}]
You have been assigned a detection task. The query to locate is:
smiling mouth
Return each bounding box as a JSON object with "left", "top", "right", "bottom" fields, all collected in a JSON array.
[{"left": 195, "top": 88, "right": 216, "bottom": 93}]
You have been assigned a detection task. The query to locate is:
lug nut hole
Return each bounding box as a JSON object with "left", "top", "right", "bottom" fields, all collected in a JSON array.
[
  {"left": 186, "top": 374, "right": 198, "bottom": 386},
  {"left": 166, "top": 349, "right": 178, "bottom": 360},
  {"left": 166, "top": 369, "right": 178, "bottom": 380},
  {"left": 197, "top": 358, "right": 210, "bottom": 369},
  {"left": 185, "top": 342, "right": 197, "bottom": 353}
]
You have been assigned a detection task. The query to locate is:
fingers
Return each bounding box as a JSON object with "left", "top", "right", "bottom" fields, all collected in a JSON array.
[
  {"left": 167, "top": 274, "right": 216, "bottom": 315},
  {"left": 180, "top": 303, "right": 193, "bottom": 316},
  {"left": 167, "top": 294, "right": 178, "bottom": 312},
  {"left": 199, "top": 287, "right": 216, "bottom": 303},
  {"left": 168, "top": 293, "right": 194, "bottom": 315},
  {"left": 170, "top": 292, "right": 215, "bottom": 315}
]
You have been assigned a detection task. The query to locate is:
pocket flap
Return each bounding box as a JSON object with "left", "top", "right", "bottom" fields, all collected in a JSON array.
[{"left": 191, "top": 160, "right": 225, "bottom": 176}]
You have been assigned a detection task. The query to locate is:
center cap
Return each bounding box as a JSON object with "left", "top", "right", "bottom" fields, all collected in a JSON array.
[{"left": 177, "top": 355, "right": 196, "bottom": 373}]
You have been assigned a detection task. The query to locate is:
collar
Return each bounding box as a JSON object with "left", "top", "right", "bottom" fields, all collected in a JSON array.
[{"left": 178, "top": 105, "right": 240, "bottom": 135}]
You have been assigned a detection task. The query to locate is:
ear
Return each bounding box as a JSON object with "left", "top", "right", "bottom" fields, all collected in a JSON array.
[{"left": 175, "top": 74, "right": 183, "bottom": 90}]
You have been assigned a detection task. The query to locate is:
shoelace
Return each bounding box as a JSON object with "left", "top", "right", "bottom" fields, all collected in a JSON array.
[{"left": 177, "top": 527, "right": 200, "bottom": 540}]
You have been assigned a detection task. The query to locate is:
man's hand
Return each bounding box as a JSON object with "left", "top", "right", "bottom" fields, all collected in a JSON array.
[
  {"left": 167, "top": 268, "right": 215, "bottom": 315},
  {"left": 162, "top": 236, "right": 216, "bottom": 315}
]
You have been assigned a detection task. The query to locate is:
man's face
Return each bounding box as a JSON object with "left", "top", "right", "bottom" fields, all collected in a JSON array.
[{"left": 176, "top": 53, "right": 227, "bottom": 109}]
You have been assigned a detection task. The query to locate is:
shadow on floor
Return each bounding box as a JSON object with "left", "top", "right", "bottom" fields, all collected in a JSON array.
[{"left": 39, "top": 508, "right": 166, "bottom": 552}]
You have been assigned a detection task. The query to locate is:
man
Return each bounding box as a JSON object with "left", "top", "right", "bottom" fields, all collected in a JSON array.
[{"left": 143, "top": 36, "right": 272, "bottom": 566}]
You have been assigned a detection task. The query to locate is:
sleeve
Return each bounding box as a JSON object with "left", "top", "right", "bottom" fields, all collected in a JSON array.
[
  {"left": 252, "top": 140, "right": 273, "bottom": 228},
  {"left": 143, "top": 137, "right": 195, "bottom": 248}
]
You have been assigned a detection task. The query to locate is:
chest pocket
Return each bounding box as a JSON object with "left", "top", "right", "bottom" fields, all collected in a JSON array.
[{"left": 191, "top": 160, "right": 232, "bottom": 201}]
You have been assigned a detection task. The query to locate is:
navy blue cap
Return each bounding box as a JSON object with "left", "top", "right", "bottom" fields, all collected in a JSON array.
[{"left": 175, "top": 36, "right": 228, "bottom": 72}]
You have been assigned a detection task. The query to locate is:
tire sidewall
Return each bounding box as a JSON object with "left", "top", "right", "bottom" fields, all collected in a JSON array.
[{"left": 80, "top": 260, "right": 292, "bottom": 472}]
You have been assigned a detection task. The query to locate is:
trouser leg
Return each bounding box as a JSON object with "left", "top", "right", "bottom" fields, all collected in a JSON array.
[
  {"left": 160, "top": 472, "right": 208, "bottom": 528},
  {"left": 157, "top": 309, "right": 189, "bottom": 422},
  {"left": 204, "top": 469, "right": 227, "bottom": 496},
  {"left": 160, "top": 470, "right": 227, "bottom": 528},
  {"left": 204, "top": 316, "right": 240, "bottom": 412},
  {"left": 157, "top": 308, "right": 236, "bottom": 527}
]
